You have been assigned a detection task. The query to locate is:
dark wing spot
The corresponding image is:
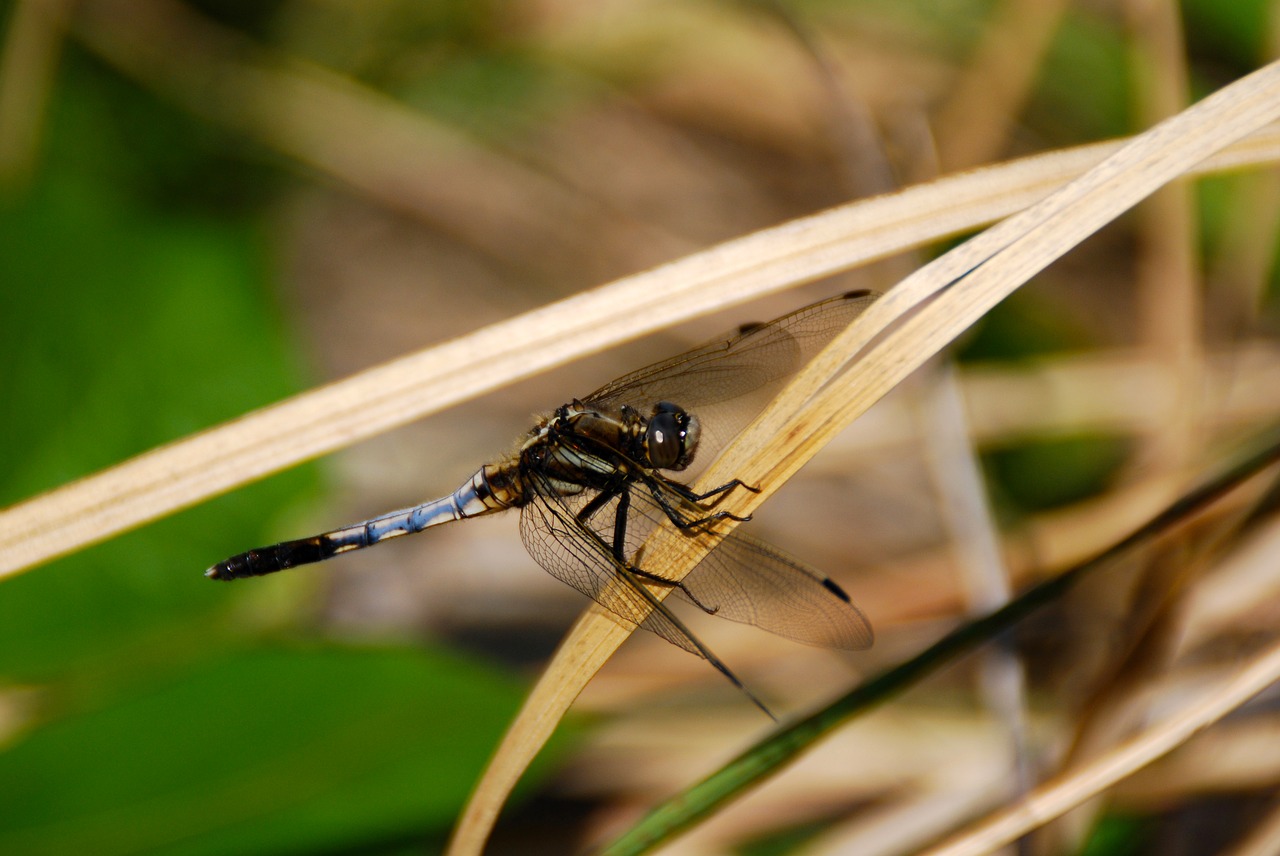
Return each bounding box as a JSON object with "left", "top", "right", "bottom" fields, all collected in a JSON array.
[{"left": 822, "top": 577, "right": 852, "bottom": 603}]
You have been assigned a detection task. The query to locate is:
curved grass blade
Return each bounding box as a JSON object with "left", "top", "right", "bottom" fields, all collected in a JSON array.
[
  {"left": 5, "top": 126, "right": 1280, "bottom": 581},
  {"left": 447, "top": 60, "right": 1280, "bottom": 856},
  {"left": 599, "top": 430, "right": 1280, "bottom": 856}
]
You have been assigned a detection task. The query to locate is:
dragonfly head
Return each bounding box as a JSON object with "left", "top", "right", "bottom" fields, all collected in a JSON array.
[{"left": 644, "top": 401, "right": 700, "bottom": 471}]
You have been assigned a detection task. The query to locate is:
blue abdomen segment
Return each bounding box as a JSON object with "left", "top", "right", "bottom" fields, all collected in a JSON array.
[{"left": 206, "top": 468, "right": 502, "bottom": 580}]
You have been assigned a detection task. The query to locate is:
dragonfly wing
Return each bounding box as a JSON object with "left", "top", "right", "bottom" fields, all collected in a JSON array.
[
  {"left": 616, "top": 480, "right": 873, "bottom": 650},
  {"left": 517, "top": 473, "right": 708, "bottom": 659},
  {"left": 522, "top": 464, "right": 872, "bottom": 651},
  {"left": 677, "top": 528, "right": 873, "bottom": 650},
  {"left": 582, "top": 291, "right": 876, "bottom": 461},
  {"left": 520, "top": 473, "right": 781, "bottom": 717}
]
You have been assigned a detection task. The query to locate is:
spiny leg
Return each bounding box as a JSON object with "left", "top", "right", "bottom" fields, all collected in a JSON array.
[
  {"left": 675, "top": 477, "right": 762, "bottom": 506},
  {"left": 629, "top": 564, "right": 720, "bottom": 615},
  {"left": 645, "top": 476, "right": 752, "bottom": 532},
  {"left": 558, "top": 482, "right": 774, "bottom": 718},
  {"left": 575, "top": 481, "right": 623, "bottom": 530},
  {"left": 611, "top": 488, "right": 631, "bottom": 565},
  {"left": 573, "top": 479, "right": 704, "bottom": 594},
  {"left": 611, "top": 488, "right": 724, "bottom": 621}
]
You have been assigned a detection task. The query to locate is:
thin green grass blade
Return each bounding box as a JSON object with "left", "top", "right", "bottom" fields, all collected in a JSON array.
[{"left": 599, "top": 429, "right": 1280, "bottom": 856}]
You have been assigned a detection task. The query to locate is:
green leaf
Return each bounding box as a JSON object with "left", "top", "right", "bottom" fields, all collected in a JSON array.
[
  {"left": 0, "top": 167, "right": 318, "bottom": 679},
  {"left": 0, "top": 644, "right": 542, "bottom": 856}
]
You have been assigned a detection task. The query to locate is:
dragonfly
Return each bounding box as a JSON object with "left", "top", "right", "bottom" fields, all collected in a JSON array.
[{"left": 207, "top": 291, "right": 876, "bottom": 715}]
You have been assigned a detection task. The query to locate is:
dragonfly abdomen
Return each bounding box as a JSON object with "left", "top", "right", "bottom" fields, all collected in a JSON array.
[{"left": 207, "top": 466, "right": 514, "bottom": 580}]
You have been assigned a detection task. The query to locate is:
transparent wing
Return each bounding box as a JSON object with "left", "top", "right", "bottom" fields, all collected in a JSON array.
[
  {"left": 582, "top": 291, "right": 876, "bottom": 461},
  {"left": 625, "top": 478, "right": 872, "bottom": 650},
  {"left": 520, "top": 462, "right": 871, "bottom": 651},
  {"left": 678, "top": 527, "right": 873, "bottom": 650},
  {"left": 517, "top": 470, "right": 715, "bottom": 659}
]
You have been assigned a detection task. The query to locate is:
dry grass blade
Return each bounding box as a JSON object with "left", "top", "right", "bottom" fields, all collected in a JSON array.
[
  {"left": 0, "top": 0, "right": 73, "bottom": 184},
  {"left": 920, "top": 636, "right": 1280, "bottom": 856},
  {"left": 934, "top": 0, "right": 1070, "bottom": 170},
  {"left": 4, "top": 125, "right": 1280, "bottom": 581},
  {"left": 448, "top": 61, "right": 1280, "bottom": 855},
  {"left": 596, "top": 433, "right": 1280, "bottom": 856}
]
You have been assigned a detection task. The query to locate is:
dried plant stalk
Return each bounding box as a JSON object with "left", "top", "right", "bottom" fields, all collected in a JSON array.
[
  {"left": 449, "top": 61, "right": 1280, "bottom": 856},
  {"left": 4, "top": 127, "right": 1280, "bottom": 580},
  {"left": 921, "top": 636, "right": 1280, "bottom": 856}
]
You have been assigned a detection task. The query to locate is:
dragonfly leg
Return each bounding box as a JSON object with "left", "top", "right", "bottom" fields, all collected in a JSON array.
[
  {"left": 688, "top": 478, "right": 762, "bottom": 505},
  {"left": 611, "top": 488, "right": 631, "bottom": 564},
  {"left": 612, "top": 488, "right": 722, "bottom": 616},
  {"left": 574, "top": 481, "right": 623, "bottom": 529},
  {"left": 685, "top": 509, "right": 751, "bottom": 530},
  {"left": 551, "top": 477, "right": 775, "bottom": 719},
  {"left": 663, "top": 477, "right": 760, "bottom": 508},
  {"left": 646, "top": 476, "right": 752, "bottom": 532},
  {"left": 629, "top": 564, "right": 720, "bottom": 614}
]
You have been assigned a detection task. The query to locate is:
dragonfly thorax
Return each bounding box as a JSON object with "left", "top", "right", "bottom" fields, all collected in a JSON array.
[{"left": 533, "top": 399, "right": 702, "bottom": 477}]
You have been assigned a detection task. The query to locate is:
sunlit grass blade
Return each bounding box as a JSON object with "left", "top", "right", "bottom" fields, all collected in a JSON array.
[
  {"left": 600, "top": 430, "right": 1280, "bottom": 856},
  {"left": 447, "top": 59, "right": 1280, "bottom": 856},
  {"left": 3, "top": 123, "right": 1279, "bottom": 580}
]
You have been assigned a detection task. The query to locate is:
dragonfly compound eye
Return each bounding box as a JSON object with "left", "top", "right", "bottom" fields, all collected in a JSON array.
[{"left": 646, "top": 401, "right": 698, "bottom": 470}]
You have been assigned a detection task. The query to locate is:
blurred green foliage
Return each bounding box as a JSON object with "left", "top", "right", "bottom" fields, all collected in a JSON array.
[
  {"left": 1182, "top": 0, "right": 1275, "bottom": 71},
  {"left": 983, "top": 433, "right": 1133, "bottom": 513},
  {"left": 958, "top": 289, "right": 1131, "bottom": 514},
  {"left": 0, "top": 646, "right": 523, "bottom": 856},
  {"left": 733, "top": 814, "right": 832, "bottom": 856},
  {"left": 1078, "top": 814, "right": 1148, "bottom": 856},
  {"left": 1033, "top": 10, "right": 1132, "bottom": 144},
  {"left": 0, "top": 29, "right": 542, "bottom": 856}
]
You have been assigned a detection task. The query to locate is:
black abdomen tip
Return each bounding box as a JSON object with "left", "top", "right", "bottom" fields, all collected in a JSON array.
[
  {"left": 206, "top": 555, "right": 250, "bottom": 580},
  {"left": 205, "top": 537, "right": 333, "bottom": 581}
]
